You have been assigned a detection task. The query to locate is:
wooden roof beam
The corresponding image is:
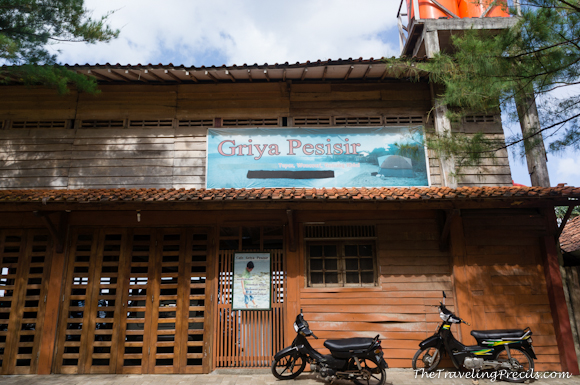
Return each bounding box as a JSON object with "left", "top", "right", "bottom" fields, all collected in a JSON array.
[
  {"left": 439, "top": 209, "right": 460, "bottom": 251},
  {"left": 185, "top": 71, "right": 199, "bottom": 83},
  {"left": 205, "top": 70, "right": 218, "bottom": 83},
  {"left": 322, "top": 66, "right": 328, "bottom": 80},
  {"left": 124, "top": 70, "right": 149, "bottom": 83},
  {"left": 165, "top": 69, "right": 182, "bottom": 83},
  {"left": 282, "top": 69, "right": 286, "bottom": 81},
  {"left": 247, "top": 70, "right": 253, "bottom": 82},
  {"left": 557, "top": 205, "right": 578, "bottom": 237},
  {"left": 88, "top": 69, "right": 114, "bottom": 82},
  {"left": 362, "top": 65, "right": 372, "bottom": 80},
  {"left": 264, "top": 69, "right": 270, "bottom": 82},
  {"left": 108, "top": 69, "right": 131, "bottom": 82},
  {"left": 225, "top": 70, "right": 236, "bottom": 82},
  {"left": 144, "top": 69, "right": 166, "bottom": 83},
  {"left": 381, "top": 67, "right": 388, "bottom": 80},
  {"left": 344, "top": 65, "right": 354, "bottom": 80},
  {"left": 300, "top": 67, "right": 308, "bottom": 81}
]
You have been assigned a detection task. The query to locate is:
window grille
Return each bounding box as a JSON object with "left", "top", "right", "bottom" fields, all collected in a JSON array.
[
  {"left": 10, "top": 120, "right": 68, "bottom": 129},
  {"left": 465, "top": 115, "right": 496, "bottom": 123},
  {"left": 384, "top": 116, "right": 424, "bottom": 125},
  {"left": 304, "top": 225, "right": 376, "bottom": 239},
  {"left": 292, "top": 117, "right": 331, "bottom": 126},
  {"left": 221, "top": 118, "right": 280, "bottom": 127},
  {"left": 177, "top": 119, "right": 214, "bottom": 127},
  {"left": 334, "top": 116, "right": 382, "bottom": 126},
  {"left": 128, "top": 119, "right": 174, "bottom": 128},
  {"left": 80, "top": 120, "right": 125, "bottom": 129}
]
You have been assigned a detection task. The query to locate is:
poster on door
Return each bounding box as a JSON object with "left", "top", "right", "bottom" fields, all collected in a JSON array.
[{"left": 232, "top": 253, "right": 271, "bottom": 310}]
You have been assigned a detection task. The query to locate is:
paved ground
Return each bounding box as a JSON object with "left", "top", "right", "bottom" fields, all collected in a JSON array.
[{"left": 0, "top": 369, "right": 578, "bottom": 385}]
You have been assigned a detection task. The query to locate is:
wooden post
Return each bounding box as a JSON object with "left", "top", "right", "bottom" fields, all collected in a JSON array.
[
  {"left": 449, "top": 214, "right": 471, "bottom": 342},
  {"left": 541, "top": 208, "right": 579, "bottom": 374},
  {"left": 284, "top": 223, "right": 301, "bottom": 347},
  {"left": 425, "top": 31, "right": 457, "bottom": 188},
  {"left": 37, "top": 223, "right": 69, "bottom": 374}
]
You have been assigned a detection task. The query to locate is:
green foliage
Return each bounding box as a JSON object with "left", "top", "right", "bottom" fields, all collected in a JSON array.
[
  {"left": 0, "top": 0, "right": 119, "bottom": 93},
  {"left": 555, "top": 205, "right": 580, "bottom": 220},
  {"left": 387, "top": 0, "right": 580, "bottom": 163}
]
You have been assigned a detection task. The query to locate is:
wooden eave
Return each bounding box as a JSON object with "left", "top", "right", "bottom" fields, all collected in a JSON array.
[
  {"left": 0, "top": 196, "right": 577, "bottom": 213},
  {"left": 59, "top": 59, "right": 427, "bottom": 84}
]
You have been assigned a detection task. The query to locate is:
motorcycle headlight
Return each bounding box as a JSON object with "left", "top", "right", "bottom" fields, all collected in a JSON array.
[{"left": 294, "top": 322, "right": 299, "bottom": 332}]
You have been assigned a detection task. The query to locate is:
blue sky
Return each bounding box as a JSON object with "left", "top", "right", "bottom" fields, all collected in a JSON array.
[{"left": 53, "top": 0, "right": 580, "bottom": 187}]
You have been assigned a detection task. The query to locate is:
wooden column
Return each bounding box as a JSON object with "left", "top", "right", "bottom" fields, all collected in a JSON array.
[
  {"left": 541, "top": 208, "right": 579, "bottom": 374},
  {"left": 449, "top": 214, "right": 472, "bottom": 342},
  {"left": 284, "top": 223, "right": 301, "bottom": 347},
  {"left": 425, "top": 29, "right": 457, "bottom": 188},
  {"left": 37, "top": 225, "right": 69, "bottom": 374}
]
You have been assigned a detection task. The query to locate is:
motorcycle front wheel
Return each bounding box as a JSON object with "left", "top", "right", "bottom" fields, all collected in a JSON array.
[
  {"left": 496, "top": 346, "right": 535, "bottom": 383},
  {"left": 271, "top": 351, "right": 306, "bottom": 380},
  {"left": 351, "top": 358, "right": 386, "bottom": 385},
  {"left": 411, "top": 347, "right": 441, "bottom": 373}
]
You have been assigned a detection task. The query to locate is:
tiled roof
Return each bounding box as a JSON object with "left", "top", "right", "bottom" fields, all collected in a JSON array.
[
  {"left": 0, "top": 186, "right": 578, "bottom": 204},
  {"left": 561, "top": 216, "right": 580, "bottom": 254}
]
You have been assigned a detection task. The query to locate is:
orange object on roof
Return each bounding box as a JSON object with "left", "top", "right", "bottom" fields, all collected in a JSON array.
[
  {"left": 407, "top": 0, "right": 459, "bottom": 21},
  {"left": 457, "top": 0, "right": 509, "bottom": 18}
]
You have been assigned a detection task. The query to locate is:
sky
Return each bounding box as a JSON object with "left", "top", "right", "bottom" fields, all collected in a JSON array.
[{"left": 52, "top": 0, "right": 580, "bottom": 188}]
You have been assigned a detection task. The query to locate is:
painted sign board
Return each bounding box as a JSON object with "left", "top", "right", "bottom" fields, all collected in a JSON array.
[
  {"left": 207, "top": 126, "right": 429, "bottom": 188},
  {"left": 232, "top": 253, "right": 271, "bottom": 311}
]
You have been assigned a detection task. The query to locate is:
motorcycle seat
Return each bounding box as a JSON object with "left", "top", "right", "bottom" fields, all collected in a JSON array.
[
  {"left": 324, "top": 337, "right": 374, "bottom": 352},
  {"left": 470, "top": 329, "right": 526, "bottom": 340}
]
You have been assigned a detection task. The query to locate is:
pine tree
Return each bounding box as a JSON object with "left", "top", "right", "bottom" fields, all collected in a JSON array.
[
  {"left": 391, "top": 0, "right": 580, "bottom": 183},
  {"left": 0, "top": 0, "right": 119, "bottom": 93}
]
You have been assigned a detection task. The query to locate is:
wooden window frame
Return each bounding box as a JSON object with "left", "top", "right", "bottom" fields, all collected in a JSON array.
[{"left": 306, "top": 241, "right": 378, "bottom": 288}]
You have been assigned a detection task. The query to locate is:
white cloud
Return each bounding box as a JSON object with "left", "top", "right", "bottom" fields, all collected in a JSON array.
[
  {"left": 551, "top": 156, "right": 580, "bottom": 186},
  {"left": 55, "top": 0, "right": 401, "bottom": 67}
]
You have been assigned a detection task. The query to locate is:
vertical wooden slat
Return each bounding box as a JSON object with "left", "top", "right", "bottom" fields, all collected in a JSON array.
[{"left": 38, "top": 230, "right": 65, "bottom": 374}]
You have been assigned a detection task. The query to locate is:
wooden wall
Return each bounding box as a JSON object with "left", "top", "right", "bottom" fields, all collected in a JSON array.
[
  {"left": 0, "top": 82, "right": 512, "bottom": 190},
  {"left": 296, "top": 208, "right": 560, "bottom": 371},
  {"left": 458, "top": 209, "right": 561, "bottom": 371},
  {"left": 298, "top": 210, "right": 455, "bottom": 368},
  {"left": 0, "top": 127, "right": 206, "bottom": 189}
]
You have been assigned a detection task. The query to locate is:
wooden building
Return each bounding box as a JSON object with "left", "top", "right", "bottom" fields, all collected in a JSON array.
[{"left": 0, "top": 59, "right": 578, "bottom": 375}]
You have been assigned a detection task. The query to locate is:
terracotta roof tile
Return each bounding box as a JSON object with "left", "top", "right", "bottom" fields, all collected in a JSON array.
[
  {"left": 1, "top": 186, "right": 579, "bottom": 205},
  {"left": 561, "top": 216, "right": 580, "bottom": 254}
]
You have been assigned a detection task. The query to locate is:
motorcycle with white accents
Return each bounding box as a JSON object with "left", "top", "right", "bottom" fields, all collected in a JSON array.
[
  {"left": 272, "top": 311, "right": 388, "bottom": 385},
  {"left": 412, "top": 292, "right": 536, "bottom": 383}
]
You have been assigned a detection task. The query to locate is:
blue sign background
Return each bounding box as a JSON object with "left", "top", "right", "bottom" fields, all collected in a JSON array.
[{"left": 206, "top": 127, "right": 429, "bottom": 188}]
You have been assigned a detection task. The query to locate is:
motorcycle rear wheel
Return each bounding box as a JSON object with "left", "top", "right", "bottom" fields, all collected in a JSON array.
[
  {"left": 412, "top": 347, "right": 441, "bottom": 373},
  {"left": 271, "top": 351, "right": 306, "bottom": 380},
  {"left": 496, "top": 346, "right": 534, "bottom": 383},
  {"left": 351, "top": 358, "right": 386, "bottom": 385}
]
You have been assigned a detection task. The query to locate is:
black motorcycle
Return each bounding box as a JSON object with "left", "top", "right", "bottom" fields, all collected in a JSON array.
[
  {"left": 272, "top": 311, "right": 388, "bottom": 385},
  {"left": 413, "top": 292, "right": 536, "bottom": 382}
]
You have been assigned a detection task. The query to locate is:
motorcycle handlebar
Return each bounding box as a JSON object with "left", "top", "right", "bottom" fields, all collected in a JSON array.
[{"left": 312, "top": 332, "right": 318, "bottom": 339}]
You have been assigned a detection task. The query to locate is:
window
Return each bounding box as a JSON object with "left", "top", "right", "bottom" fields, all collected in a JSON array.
[{"left": 307, "top": 242, "right": 377, "bottom": 287}]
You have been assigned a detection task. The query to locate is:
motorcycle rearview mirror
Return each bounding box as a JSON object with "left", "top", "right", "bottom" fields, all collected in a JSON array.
[{"left": 442, "top": 291, "right": 446, "bottom": 305}]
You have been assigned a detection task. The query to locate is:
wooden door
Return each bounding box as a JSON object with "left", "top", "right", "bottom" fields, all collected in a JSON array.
[
  {"left": 116, "top": 227, "right": 213, "bottom": 374},
  {"left": 55, "top": 227, "right": 214, "bottom": 374},
  {"left": 0, "top": 230, "right": 52, "bottom": 374},
  {"left": 54, "top": 228, "right": 127, "bottom": 374}
]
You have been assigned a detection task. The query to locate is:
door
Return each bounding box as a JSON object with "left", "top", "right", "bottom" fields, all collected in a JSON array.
[
  {"left": 55, "top": 227, "right": 214, "bottom": 374},
  {"left": 117, "top": 228, "right": 213, "bottom": 374},
  {"left": 0, "top": 230, "right": 52, "bottom": 374}
]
